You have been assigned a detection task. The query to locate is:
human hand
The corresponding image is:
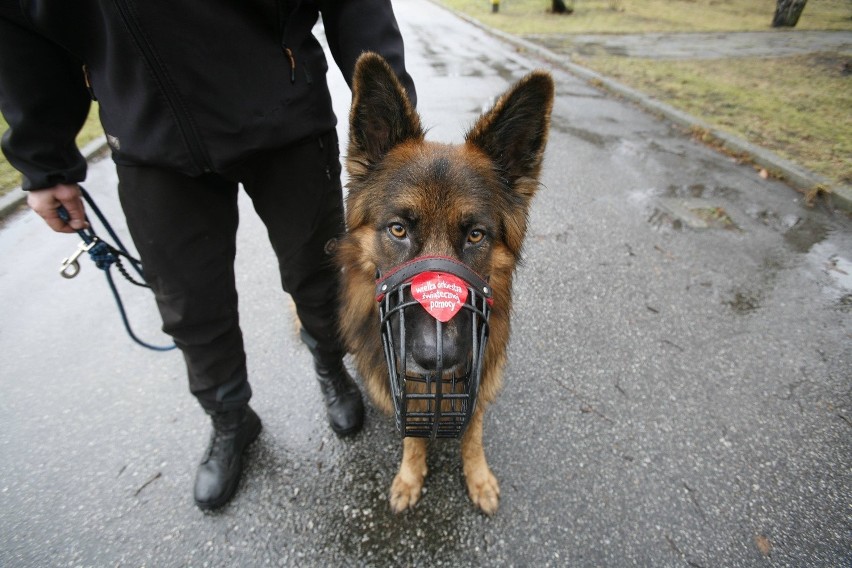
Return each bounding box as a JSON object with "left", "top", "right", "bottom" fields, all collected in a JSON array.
[{"left": 27, "top": 183, "right": 88, "bottom": 233}]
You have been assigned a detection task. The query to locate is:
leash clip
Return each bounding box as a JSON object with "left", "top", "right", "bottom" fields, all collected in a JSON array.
[{"left": 60, "top": 239, "right": 98, "bottom": 279}]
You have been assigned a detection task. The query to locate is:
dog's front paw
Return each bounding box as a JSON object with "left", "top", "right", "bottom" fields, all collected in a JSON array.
[
  {"left": 466, "top": 466, "right": 500, "bottom": 515},
  {"left": 389, "top": 471, "right": 424, "bottom": 513}
]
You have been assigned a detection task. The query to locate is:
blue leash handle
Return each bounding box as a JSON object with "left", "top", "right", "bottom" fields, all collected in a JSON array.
[{"left": 57, "top": 186, "right": 176, "bottom": 352}]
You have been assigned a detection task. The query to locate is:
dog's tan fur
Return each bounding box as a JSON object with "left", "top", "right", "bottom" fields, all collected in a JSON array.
[{"left": 337, "top": 53, "right": 553, "bottom": 514}]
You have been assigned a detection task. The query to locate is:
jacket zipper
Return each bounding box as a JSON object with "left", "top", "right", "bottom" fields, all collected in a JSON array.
[
  {"left": 111, "top": 0, "right": 213, "bottom": 172},
  {"left": 82, "top": 65, "right": 97, "bottom": 100},
  {"left": 278, "top": 0, "right": 297, "bottom": 83},
  {"left": 283, "top": 47, "right": 296, "bottom": 83}
]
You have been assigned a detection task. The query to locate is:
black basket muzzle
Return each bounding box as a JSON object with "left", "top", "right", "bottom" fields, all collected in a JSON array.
[{"left": 375, "top": 256, "right": 492, "bottom": 439}]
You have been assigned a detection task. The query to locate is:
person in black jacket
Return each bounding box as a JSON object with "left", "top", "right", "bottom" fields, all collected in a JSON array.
[{"left": 0, "top": 0, "right": 416, "bottom": 510}]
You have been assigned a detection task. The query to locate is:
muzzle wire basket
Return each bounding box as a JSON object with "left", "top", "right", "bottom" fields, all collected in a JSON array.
[{"left": 376, "top": 257, "right": 492, "bottom": 439}]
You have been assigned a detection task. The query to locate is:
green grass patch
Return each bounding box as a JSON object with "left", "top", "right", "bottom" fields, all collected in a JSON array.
[
  {"left": 440, "top": 0, "right": 852, "bottom": 34},
  {"left": 441, "top": 0, "right": 851, "bottom": 186},
  {"left": 0, "top": 104, "right": 104, "bottom": 197},
  {"left": 574, "top": 52, "right": 851, "bottom": 185}
]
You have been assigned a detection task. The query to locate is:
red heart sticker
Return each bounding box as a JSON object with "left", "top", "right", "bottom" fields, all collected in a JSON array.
[{"left": 410, "top": 271, "right": 469, "bottom": 322}]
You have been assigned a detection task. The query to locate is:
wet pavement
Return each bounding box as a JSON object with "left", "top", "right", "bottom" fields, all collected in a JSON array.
[{"left": 1, "top": 0, "right": 851, "bottom": 566}]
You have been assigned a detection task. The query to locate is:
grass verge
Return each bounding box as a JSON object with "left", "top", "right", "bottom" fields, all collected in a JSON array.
[
  {"left": 574, "top": 52, "right": 852, "bottom": 185},
  {"left": 440, "top": 0, "right": 852, "bottom": 187},
  {"left": 441, "top": 0, "right": 852, "bottom": 34}
]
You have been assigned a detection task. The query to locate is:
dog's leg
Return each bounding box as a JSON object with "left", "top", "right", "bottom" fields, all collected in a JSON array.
[
  {"left": 461, "top": 407, "right": 500, "bottom": 514},
  {"left": 389, "top": 437, "right": 428, "bottom": 513}
]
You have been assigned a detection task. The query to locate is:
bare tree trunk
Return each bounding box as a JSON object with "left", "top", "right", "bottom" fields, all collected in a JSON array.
[
  {"left": 772, "top": 0, "right": 808, "bottom": 28},
  {"left": 551, "top": 0, "right": 573, "bottom": 14}
]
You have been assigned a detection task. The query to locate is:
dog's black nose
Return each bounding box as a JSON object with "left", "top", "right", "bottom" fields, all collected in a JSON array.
[{"left": 408, "top": 315, "right": 469, "bottom": 372}]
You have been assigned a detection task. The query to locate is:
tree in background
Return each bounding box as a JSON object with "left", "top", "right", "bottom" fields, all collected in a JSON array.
[
  {"left": 772, "top": 0, "right": 808, "bottom": 27},
  {"left": 551, "top": 0, "right": 573, "bottom": 14}
]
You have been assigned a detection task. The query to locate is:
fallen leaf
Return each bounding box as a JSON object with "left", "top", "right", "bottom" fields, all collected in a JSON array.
[
  {"left": 755, "top": 534, "right": 772, "bottom": 557},
  {"left": 804, "top": 184, "right": 831, "bottom": 207}
]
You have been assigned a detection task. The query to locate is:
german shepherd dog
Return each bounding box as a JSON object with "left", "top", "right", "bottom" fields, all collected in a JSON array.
[{"left": 337, "top": 53, "right": 553, "bottom": 514}]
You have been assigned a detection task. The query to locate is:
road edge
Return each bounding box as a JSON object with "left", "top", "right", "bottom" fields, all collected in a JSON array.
[{"left": 430, "top": 1, "right": 852, "bottom": 214}]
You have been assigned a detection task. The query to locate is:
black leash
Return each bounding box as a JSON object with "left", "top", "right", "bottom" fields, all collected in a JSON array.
[{"left": 57, "top": 186, "right": 176, "bottom": 352}]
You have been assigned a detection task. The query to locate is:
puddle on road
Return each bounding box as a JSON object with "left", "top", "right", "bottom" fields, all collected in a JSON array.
[
  {"left": 476, "top": 54, "right": 523, "bottom": 83},
  {"left": 662, "top": 183, "right": 742, "bottom": 201},
  {"left": 825, "top": 255, "right": 852, "bottom": 289},
  {"left": 649, "top": 198, "right": 740, "bottom": 231},
  {"left": 636, "top": 184, "right": 841, "bottom": 250},
  {"left": 633, "top": 184, "right": 747, "bottom": 232},
  {"left": 633, "top": 183, "right": 851, "bottom": 314},
  {"left": 647, "top": 207, "right": 684, "bottom": 231},
  {"left": 782, "top": 217, "right": 831, "bottom": 254},
  {"left": 550, "top": 117, "right": 618, "bottom": 148},
  {"left": 742, "top": 205, "right": 834, "bottom": 255},
  {"left": 805, "top": 240, "right": 852, "bottom": 310},
  {"left": 613, "top": 138, "right": 646, "bottom": 159},
  {"left": 744, "top": 207, "right": 800, "bottom": 232},
  {"left": 745, "top": 208, "right": 851, "bottom": 309},
  {"left": 725, "top": 290, "right": 762, "bottom": 314},
  {"left": 689, "top": 205, "right": 738, "bottom": 229}
]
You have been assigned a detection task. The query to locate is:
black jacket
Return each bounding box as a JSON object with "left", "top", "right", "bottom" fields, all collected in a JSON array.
[{"left": 0, "top": 0, "right": 416, "bottom": 190}]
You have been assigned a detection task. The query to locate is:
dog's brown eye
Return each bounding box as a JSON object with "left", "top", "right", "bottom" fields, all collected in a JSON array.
[
  {"left": 389, "top": 223, "right": 407, "bottom": 239},
  {"left": 467, "top": 229, "right": 485, "bottom": 244}
]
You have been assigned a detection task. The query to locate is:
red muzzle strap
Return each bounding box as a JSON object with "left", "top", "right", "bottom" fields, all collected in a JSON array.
[{"left": 375, "top": 256, "right": 492, "bottom": 305}]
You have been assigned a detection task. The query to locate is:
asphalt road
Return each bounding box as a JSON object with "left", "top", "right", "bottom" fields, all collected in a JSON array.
[{"left": 1, "top": 1, "right": 850, "bottom": 566}]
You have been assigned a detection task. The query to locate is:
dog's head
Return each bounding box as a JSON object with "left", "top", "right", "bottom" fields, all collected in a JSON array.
[{"left": 341, "top": 53, "right": 553, "bottom": 434}]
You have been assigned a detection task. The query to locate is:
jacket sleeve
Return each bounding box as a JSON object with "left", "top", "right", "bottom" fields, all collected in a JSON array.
[
  {"left": 318, "top": 0, "right": 417, "bottom": 107},
  {"left": 0, "top": 13, "right": 91, "bottom": 190}
]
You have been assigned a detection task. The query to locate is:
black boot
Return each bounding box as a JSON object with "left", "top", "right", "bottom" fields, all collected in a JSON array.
[
  {"left": 314, "top": 350, "right": 365, "bottom": 436},
  {"left": 193, "top": 405, "right": 262, "bottom": 510},
  {"left": 301, "top": 331, "right": 364, "bottom": 437}
]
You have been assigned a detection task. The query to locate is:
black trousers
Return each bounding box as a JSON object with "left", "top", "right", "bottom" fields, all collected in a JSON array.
[{"left": 117, "top": 130, "right": 345, "bottom": 412}]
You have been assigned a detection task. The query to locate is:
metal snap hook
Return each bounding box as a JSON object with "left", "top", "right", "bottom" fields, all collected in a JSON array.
[{"left": 60, "top": 240, "right": 96, "bottom": 279}]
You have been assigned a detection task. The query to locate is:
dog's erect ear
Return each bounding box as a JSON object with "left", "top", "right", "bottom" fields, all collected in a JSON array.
[
  {"left": 348, "top": 52, "right": 423, "bottom": 179},
  {"left": 465, "top": 71, "right": 554, "bottom": 196}
]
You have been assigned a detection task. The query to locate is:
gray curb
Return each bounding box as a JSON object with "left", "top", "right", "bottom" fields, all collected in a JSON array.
[
  {"left": 435, "top": 2, "right": 852, "bottom": 213},
  {"left": 0, "top": 135, "right": 109, "bottom": 221}
]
